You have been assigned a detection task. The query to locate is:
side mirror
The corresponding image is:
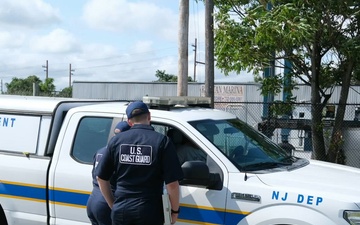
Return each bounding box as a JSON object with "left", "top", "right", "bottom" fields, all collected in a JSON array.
[{"left": 180, "top": 161, "right": 221, "bottom": 190}]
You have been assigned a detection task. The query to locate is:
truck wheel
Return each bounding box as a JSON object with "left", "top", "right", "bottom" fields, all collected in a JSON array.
[{"left": 0, "top": 205, "right": 8, "bottom": 225}]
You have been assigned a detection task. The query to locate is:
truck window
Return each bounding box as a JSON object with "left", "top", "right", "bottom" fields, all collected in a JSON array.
[
  {"left": 166, "top": 128, "right": 207, "bottom": 166},
  {"left": 72, "top": 117, "right": 113, "bottom": 163},
  {"left": 190, "top": 119, "right": 292, "bottom": 171},
  {"left": 151, "top": 123, "right": 167, "bottom": 135},
  {"left": 152, "top": 122, "right": 222, "bottom": 189},
  {"left": 152, "top": 123, "right": 208, "bottom": 164}
]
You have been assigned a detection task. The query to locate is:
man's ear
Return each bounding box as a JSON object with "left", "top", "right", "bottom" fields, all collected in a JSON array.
[{"left": 127, "top": 119, "right": 134, "bottom": 126}]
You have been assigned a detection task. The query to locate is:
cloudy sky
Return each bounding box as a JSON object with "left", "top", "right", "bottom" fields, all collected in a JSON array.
[{"left": 0, "top": 0, "right": 254, "bottom": 91}]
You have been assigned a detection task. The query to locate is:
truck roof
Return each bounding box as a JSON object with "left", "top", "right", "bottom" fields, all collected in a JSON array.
[
  {"left": 0, "top": 95, "right": 236, "bottom": 121},
  {"left": 71, "top": 101, "right": 236, "bottom": 122},
  {"left": 0, "top": 95, "right": 120, "bottom": 114}
]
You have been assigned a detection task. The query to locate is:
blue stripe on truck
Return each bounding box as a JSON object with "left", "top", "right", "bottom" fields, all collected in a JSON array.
[
  {"left": 0, "top": 180, "right": 249, "bottom": 224},
  {"left": 0, "top": 181, "right": 46, "bottom": 201},
  {"left": 49, "top": 188, "right": 90, "bottom": 207},
  {"left": 179, "top": 203, "right": 248, "bottom": 225}
]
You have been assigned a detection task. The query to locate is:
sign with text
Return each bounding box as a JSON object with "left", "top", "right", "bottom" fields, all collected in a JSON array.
[{"left": 200, "top": 84, "right": 244, "bottom": 102}]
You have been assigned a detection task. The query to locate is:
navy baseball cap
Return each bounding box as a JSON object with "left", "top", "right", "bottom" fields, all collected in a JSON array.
[
  {"left": 115, "top": 121, "right": 130, "bottom": 133},
  {"left": 126, "top": 101, "right": 149, "bottom": 119}
]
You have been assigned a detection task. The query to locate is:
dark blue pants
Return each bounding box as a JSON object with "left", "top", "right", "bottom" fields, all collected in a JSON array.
[
  {"left": 87, "top": 188, "right": 112, "bottom": 225},
  {"left": 111, "top": 196, "right": 163, "bottom": 225}
]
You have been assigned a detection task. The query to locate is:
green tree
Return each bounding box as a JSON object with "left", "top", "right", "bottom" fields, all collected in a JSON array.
[
  {"left": 154, "top": 70, "right": 178, "bottom": 82},
  {"left": 154, "top": 70, "right": 195, "bottom": 82},
  {"left": 6, "top": 75, "right": 42, "bottom": 95},
  {"left": 57, "top": 87, "right": 72, "bottom": 98},
  {"left": 213, "top": 0, "right": 360, "bottom": 163},
  {"left": 5, "top": 75, "right": 56, "bottom": 96},
  {"left": 40, "top": 78, "right": 56, "bottom": 95}
]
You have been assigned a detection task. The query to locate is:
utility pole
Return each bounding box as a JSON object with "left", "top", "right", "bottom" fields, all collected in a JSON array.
[
  {"left": 204, "top": 0, "right": 215, "bottom": 108},
  {"left": 42, "top": 60, "right": 48, "bottom": 80},
  {"left": 0, "top": 79, "right": 2, "bottom": 94},
  {"left": 192, "top": 38, "right": 205, "bottom": 82},
  {"left": 69, "top": 64, "right": 75, "bottom": 88},
  {"left": 178, "top": 0, "right": 189, "bottom": 96}
]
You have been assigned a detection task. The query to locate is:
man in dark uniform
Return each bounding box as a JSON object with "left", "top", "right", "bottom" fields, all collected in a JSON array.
[
  {"left": 87, "top": 121, "right": 131, "bottom": 225},
  {"left": 96, "top": 101, "right": 183, "bottom": 225}
]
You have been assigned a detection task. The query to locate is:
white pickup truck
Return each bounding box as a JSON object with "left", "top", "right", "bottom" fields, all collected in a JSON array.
[{"left": 1, "top": 95, "right": 360, "bottom": 225}]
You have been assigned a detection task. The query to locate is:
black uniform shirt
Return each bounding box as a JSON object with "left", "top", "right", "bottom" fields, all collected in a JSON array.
[
  {"left": 96, "top": 124, "right": 183, "bottom": 198},
  {"left": 91, "top": 146, "right": 116, "bottom": 191}
]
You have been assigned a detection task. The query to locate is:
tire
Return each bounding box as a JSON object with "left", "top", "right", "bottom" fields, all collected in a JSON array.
[{"left": 0, "top": 205, "right": 8, "bottom": 225}]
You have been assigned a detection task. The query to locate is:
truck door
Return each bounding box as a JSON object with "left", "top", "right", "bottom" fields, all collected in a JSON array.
[
  {"left": 48, "top": 113, "right": 122, "bottom": 224},
  {"left": 151, "top": 118, "right": 229, "bottom": 225}
]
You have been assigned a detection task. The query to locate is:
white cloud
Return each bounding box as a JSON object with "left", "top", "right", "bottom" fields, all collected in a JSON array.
[
  {"left": 0, "top": 0, "right": 60, "bottom": 28},
  {"left": 30, "top": 28, "right": 81, "bottom": 53},
  {"left": 82, "top": 0, "right": 178, "bottom": 40},
  {"left": 0, "top": 31, "right": 25, "bottom": 48},
  {"left": 73, "top": 43, "right": 119, "bottom": 62},
  {"left": 133, "top": 41, "right": 154, "bottom": 53}
]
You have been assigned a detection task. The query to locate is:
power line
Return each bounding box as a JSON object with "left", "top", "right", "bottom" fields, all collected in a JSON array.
[
  {"left": 190, "top": 1, "right": 204, "bottom": 71},
  {"left": 0, "top": 45, "right": 177, "bottom": 70},
  {"left": 74, "top": 54, "right": 177, "bottom": 70},
  {"left": 192, "top": 0, "right": 199, "bottom": 39},
  {"left": 0, "top": 65, "right": 41, "bottom": 73},
  {"left": 0, "top": 54, "right": 178, "bottom": 76},
  {"left": 73, "top": 61, "right": 179, "bottom": 76},
  {"left": 80, "top": 46, "right": 177, "bottom": 62}
]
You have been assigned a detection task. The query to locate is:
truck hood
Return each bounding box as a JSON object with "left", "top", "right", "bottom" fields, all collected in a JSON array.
[{"left": 256, "top": 159, "right": 360, "bottom": 203}]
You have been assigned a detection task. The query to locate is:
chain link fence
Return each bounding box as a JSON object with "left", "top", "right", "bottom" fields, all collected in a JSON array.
[{"left": 215, "top": 101, "right": 360, "bottom": 168}]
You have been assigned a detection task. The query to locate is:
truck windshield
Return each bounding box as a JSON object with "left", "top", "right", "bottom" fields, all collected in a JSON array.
[{"left": 189, "top": 119, "right": 296, "bottom": 171}]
